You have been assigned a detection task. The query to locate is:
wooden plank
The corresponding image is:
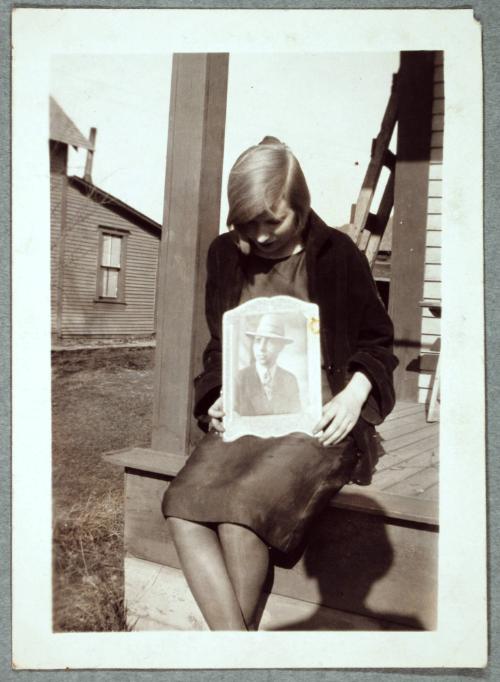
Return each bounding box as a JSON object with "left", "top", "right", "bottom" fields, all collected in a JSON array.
[
  {"left": 430, "top": 147, "right": 444, "bottom": 163},
  {"left": 427, "top": 213, "right": 442, "bottom": 229},
  {"left": 372, "top": 449, "right": 438, "bottom": 491},
  {"left": 384, "top": 402, "right": 425, "bottom": 422},
  {"left": 424, "top": 483, "right": 440, "bottom": 500},
  {"left": 105, "top": 446, "right": 184, "bottom": 477},
  {"left": 379, "top": 422, "right": 436, "bottom": 450},
  {"left": 421, "top": 316, "right": 441, "bottom": 335},
  {"left": 434, "top": 52, "right": 444, "bottom": 67},
  {"left": 152, "top": 54, "right": 229, "bottom": 455},
  {"left": 418, "top": 388, "right": 430, "bottom": 404},
  {"left": 431, "top": 131, "right": 444, "bottom": 148},
  {"left": 381, "top": 423, "right": 439, "bottom": 454},
  {"left": 378, "top": 412, "right": 430, "bottom": 440},
  {"left": 424, "top": 263, "right": 441, "bottom": 281},
  {"left": 428, "top": 163, "right": 443, "bottom": 180},
  {"left": 418, "top": 353, "right": 439, "bottom": 373},
  {"left": 425, "top": 246, "right": 441, "bottom": 264},
  {"left": 384, "top": 464, "right": 439, "bottom": 498},
  {"left": 418, "top": 374, "right": 433, "bottom": 390},
  {"left": 379, "top": 215, "right": 393, "bottom": 251},
  {"left": 334, "top": 488, "right": 438, "bottom": 526},
  {"left": 433, "top": 82, "right": 445, "bottom": 98},
  {"left": 428, "top": 179, "right": 442, "bottom": 198},
  {"left": 387, "top": 399, "right": 417, "bottom": 414},
  {"left": 431, "top": 114, "right": 444, "bottom": 132},
  {"left": 423, "top": 281, "right": 441, "bottom": 299},
  {"left": 426, "top": 231, "right": 441, "bottom": 248},
  {"left": 434, "top": 64, "right": 444, "bottom": 83},
  {"left": 374, "top": 434, "right": 440, "bottom": 474},
  {"left": 427, "top": 353, "right": 441, "bottom": 422},
  {"left": 351, "top": 78, "right": 398, "bottom": 242},
  {"left": 420, "top": 333, "right": 440, "bottom": 351},
  {"left": 124, "top": 558, "right": 410, "bottom": 631},
  {"left": 372, "top": 261, "right": 390, "bottom": 281},
  {"left": 389, "top": 52, "right": 435, "bottom": 402},
  {"left": 427, "top": 197, "right": 442, "bottom": 214},
  {"left": 380, "top": 404, "right": 427, "bottom": 428},
  {"left": 364, "top": 172, "right": 395, "bottom": 267},
  {"left": 432, "top": 98, "right": 445, "bottom": 115}
]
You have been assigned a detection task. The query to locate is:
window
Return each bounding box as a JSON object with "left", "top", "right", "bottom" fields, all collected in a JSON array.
[{"left": 97, "top": 228, "right": 128, "bottom": 302}]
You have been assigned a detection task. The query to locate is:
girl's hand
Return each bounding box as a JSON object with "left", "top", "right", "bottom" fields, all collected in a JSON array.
[
  {"left": 208, "top": 394, "right": 225, "bottom": 433},
  {"left": 313, "top": 372, "right": 372, "bottom": 446}
]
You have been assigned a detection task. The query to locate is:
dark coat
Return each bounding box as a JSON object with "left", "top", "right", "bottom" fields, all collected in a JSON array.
[
  {"left": 235, "top": 364, "right": 302, "bottom": 416},
  {"left": 194, "top": 210, "right": 398, "bottom": 484}
]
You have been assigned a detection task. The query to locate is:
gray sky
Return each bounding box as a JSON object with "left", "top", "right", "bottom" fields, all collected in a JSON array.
[{"left": 51, "top": 52, "right": 399, "bottom": 227}]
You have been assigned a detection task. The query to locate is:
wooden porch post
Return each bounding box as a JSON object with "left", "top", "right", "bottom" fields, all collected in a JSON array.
[
  {"left": 152, "top": 53, "right": 229, "bottom": 455},
  {"left": 389, "top": 52, "right": 435, "bottom": 402}
]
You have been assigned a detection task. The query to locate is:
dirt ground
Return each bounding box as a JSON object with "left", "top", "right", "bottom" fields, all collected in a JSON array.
[{"left": 52, "top": 347, "right": 154, "bottom": 631}]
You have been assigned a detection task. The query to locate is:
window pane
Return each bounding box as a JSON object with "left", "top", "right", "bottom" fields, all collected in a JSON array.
[
  {"left": 101, "top": 234, "right": 122, "bottom": 267},
  {"left": 101, "top": 234, "right": 112, "bottom": 266},
  {"left": 109, "top": 236, "right": 122, "bottom": 267},
  {"left": 102, "top": 268, "right": 118, "bottom": 298}
]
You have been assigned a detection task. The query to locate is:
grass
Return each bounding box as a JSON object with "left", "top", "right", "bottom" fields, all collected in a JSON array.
[{"left": 52, "top": 347, "right": 154, "bottom": 631}]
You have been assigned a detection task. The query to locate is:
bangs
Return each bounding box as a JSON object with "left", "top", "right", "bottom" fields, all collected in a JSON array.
[
  {"left": 230, "top": 206, "right": 280, "bottom": 234},
  {"left": 227, "top": 180, "right": 283, "bottom": 229},
  {"left": 226, "top": 140, "right": 310, "bottom": 230}
]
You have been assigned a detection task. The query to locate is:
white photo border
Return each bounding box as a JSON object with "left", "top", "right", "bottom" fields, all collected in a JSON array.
[{"left": 11, "top": 7, "right": 486, "bottom": 670}]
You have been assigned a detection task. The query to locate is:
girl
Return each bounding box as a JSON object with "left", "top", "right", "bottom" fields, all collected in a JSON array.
[{"left": 162, "top": 137, "right": 397, "bottom": 630}]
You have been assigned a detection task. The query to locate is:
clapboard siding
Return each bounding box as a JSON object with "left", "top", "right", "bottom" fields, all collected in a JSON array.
[
  {"left": 50, "top": 173, "right": 64, "bottom": 333},
  {"left": 419, "top": 54, "right": 444, "bottom": 402},
  {"left": 59, "top": 183, "right": 160, "bottom": 336}
]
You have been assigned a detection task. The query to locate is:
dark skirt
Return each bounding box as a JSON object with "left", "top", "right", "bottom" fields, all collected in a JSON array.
[{"left": 162, "top": 431, "right": 358, "bottom": 553}]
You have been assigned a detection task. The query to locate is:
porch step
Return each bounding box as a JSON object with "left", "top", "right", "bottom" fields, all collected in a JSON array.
[
  {"left": 125, "top": 557, "right": 411, "bottom": 631},
  {"left": 105, "top": 445, "right": 438, "bottom": 630}
]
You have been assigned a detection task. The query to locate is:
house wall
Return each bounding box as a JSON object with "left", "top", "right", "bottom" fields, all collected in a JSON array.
[
  {"left": 59, "top": 183, "right": 160, "bottom": 336},
  {"left": 418, "top": 53, "right": 444, "bottom": 403},
  {"left": 50, "top": 144, "right": 67, "bottom": 335}
]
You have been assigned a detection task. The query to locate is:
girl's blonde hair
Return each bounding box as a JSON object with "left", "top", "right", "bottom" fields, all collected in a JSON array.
[{"left": 226, "top": 137, "right": 311, "bottom": 233}]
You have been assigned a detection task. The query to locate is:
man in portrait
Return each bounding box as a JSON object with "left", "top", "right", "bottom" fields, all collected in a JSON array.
[{"left": 235, "top": 313, "right": 301, "bottom": 416}]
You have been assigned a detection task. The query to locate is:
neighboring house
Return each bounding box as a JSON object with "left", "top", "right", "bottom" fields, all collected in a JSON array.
[{"left": 50, "top": 97, "right": 161, "bottom": 341}]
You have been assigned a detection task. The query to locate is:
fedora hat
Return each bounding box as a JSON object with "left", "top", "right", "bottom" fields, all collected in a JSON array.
[{"left": 245, "top": 314, "right": 293, "bottom": 344}]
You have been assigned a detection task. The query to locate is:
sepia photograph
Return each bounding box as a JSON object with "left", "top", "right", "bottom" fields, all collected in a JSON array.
[
  {"left": 11, "top": 7, "right": 486, "bottom": 670},
  {"left": 222, "top": 296, "right": 322, "bottom": 441}
]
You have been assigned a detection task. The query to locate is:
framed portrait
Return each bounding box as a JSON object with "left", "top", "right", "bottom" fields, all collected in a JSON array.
[{"left": 222, "top": 295, "right": 322, "bottom": 441}]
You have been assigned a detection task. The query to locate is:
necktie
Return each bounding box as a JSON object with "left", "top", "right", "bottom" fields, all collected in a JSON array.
[{"left": 262, "top": 369, "right": 272, "bottom": 400}]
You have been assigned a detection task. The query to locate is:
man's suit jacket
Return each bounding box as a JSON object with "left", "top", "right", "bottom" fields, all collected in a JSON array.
[{"left": 235, "top": 364, "right": 301, "bottom": 416}]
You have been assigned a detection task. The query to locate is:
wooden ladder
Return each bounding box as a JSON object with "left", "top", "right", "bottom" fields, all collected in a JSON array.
[{"left": 345, "top": 74, "right": 398, "bottom": 269}]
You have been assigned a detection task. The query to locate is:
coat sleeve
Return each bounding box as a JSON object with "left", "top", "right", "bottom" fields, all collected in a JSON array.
[
  {"left": 346, "top": 244, "right": 399, "bottom": 425},
  {"left": 192, "top": 239, "right": 224, "bottom": 429}
]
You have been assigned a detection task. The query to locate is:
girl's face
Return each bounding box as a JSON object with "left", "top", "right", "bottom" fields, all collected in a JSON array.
[{"left": 236, "top": 198, "right": 303, "bottom": 259}]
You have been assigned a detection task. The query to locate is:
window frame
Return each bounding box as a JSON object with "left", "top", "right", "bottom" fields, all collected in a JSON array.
[{"left": 95, "top": 226, "right": 129, "bottom": 304}]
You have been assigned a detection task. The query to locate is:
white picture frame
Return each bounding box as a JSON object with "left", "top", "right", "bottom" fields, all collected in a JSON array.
[{"left": 222, "top": 295, "right": 322, "bottom": 442}]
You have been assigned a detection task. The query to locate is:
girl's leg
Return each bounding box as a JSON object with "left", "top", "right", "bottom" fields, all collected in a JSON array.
[
  {"left": 218, "top": 523, "right": 270, "bottom": 630},
  {"left": 167, "top": 517, "right": 247, "bottom": 630}
]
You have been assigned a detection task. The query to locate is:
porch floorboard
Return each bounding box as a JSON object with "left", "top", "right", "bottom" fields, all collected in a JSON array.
[{"left": 335, "top": 400, "right": 439, "bottom": 526}]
